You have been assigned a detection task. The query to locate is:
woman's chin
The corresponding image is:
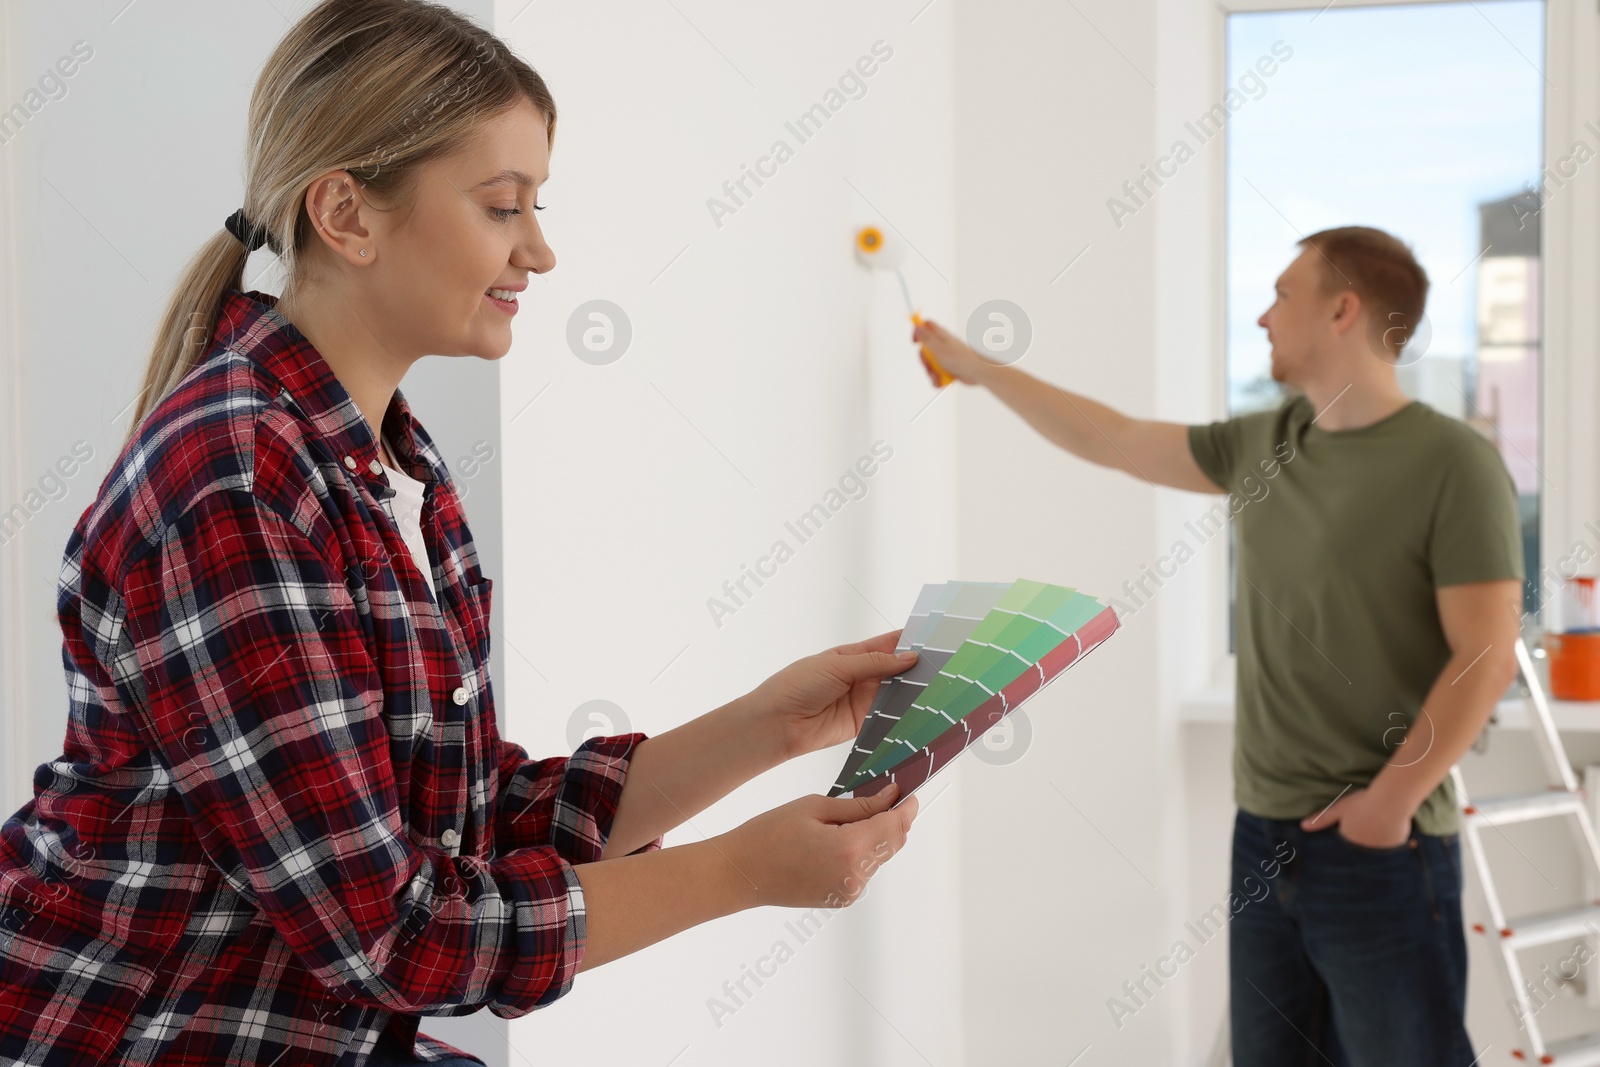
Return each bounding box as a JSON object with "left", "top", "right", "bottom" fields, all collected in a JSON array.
[
  {"left": 460, "top": 316, "right": 514, "bottom": 359},
  {"left": 467, "top": 332, "right": 513, "bottom": 361}
]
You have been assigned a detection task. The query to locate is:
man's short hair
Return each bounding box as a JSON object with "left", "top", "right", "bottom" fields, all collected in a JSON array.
[{"left": 1298, "top": 226, "right": 1429, "bottom": 358}]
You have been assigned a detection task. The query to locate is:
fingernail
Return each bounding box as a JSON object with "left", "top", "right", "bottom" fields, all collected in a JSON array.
[{"left": 898, "top": 651, "right": 917, "bottom": 660}]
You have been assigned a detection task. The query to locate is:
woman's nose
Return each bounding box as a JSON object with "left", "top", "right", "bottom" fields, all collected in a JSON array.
[{"left": 521, "top": 233, "right": 556, "bottom": 275}]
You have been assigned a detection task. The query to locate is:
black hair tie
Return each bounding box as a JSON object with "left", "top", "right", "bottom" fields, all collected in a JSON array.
[{"left": 224, "top": 208, "right": 276, "bottom": 254}]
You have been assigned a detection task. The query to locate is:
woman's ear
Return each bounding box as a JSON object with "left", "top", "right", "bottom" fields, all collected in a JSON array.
[{"left": 301, "top": 170, "right": 376, "bottom": 265}]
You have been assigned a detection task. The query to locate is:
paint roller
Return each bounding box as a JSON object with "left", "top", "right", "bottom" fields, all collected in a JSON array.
[{"left": 854, "top": 225, "right": 954, "bottom": 388}]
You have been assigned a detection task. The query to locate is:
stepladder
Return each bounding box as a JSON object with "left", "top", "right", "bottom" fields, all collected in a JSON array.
[{"left": 1457, "top": 637, "right": 1600, "bottom": 1065}]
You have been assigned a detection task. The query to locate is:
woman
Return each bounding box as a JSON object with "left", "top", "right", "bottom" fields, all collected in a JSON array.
[{"left": 0, "top": 2, "right": 920, "bottom": 1064}]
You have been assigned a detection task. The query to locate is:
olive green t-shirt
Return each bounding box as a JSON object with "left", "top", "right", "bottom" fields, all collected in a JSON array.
[{"left": 1188, "top": 396, "right": 1524, "bottom": 835}]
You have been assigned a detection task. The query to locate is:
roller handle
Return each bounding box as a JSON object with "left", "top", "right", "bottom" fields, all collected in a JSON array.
[{"left": 910, "top": 313, "right": 955, "bottom": 388}]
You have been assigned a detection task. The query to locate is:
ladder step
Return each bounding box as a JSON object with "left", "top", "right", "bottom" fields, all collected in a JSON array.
[
  {"left": 1465, "top": 789, "right": 1587, "bottom": 827},
  {"left": 1537, "top": 1032, "right": 1600, "bottom": 1065},
  {"left": 1495, "top": 904, "right": 1600, "bottom": 951},
  {"left": 1460, "top": 643, "right": 1600, "bottom": 1063}
]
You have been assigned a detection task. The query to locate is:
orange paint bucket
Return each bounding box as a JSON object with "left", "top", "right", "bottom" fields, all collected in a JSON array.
[{"left": 1545, "top": 631, "right": 1600, "bottom": 702}]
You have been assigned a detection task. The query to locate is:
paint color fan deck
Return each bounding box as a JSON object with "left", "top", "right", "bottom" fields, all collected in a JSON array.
[{"left": 829, "top": 579, "right": 1120, "bottom": 802}]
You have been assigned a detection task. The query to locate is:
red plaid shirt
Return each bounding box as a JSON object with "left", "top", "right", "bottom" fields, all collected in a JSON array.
[{"left": 0, "top": 290, "right": 654, "bottom": 1066}]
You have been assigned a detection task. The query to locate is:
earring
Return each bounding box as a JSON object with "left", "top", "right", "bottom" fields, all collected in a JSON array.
[{"left": 359, "top": 249, "right": 368, "bottom": 257}]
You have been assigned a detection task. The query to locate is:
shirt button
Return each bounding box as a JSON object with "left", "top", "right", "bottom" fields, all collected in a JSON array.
[
  {"left": 452, "top": 686, "right": 468, "bottom": 706},
  {"left": 342, "top": 455, "right": 357, "bottom": 470},
  {"left": 440, "top": 828, "right": 459, "bottom": 848},
  {"left": 368, "top": 459, "right": 383, "bottom": 475}
]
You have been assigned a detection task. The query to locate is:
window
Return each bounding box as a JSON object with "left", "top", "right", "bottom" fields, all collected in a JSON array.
[{"left": 1224, "top": 0, "right": 1547, "bottom": 639}]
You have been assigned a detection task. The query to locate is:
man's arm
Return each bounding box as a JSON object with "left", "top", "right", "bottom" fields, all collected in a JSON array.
[
  {"left": 1303, "top": 579, "right": 1522, "bottom": 846},
  {"left": 913, "top": 317, "right": 1221, "bottom": 493}
]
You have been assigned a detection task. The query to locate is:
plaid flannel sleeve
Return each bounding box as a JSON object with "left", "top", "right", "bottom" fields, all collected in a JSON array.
[
  {"left": 115, "top": 487, "right": 591, "bottom": 1017},
  {"left": 493, "top": 734, "right": 664, "bottom": 861}
]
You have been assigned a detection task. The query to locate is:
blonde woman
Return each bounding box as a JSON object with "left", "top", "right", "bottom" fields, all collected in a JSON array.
[{"left": 0, "top": 2, "right": 919, "bottom": 1064}]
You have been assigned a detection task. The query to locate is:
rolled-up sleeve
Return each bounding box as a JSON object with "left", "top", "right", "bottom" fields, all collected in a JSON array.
[
  {"left": 494, "top": 735, "right": 663, "bottom": 861},
  {"left": 115, "top": 487, "right": 592, "bottom": 1017}
]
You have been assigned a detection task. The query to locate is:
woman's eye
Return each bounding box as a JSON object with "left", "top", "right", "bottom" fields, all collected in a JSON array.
[{"left": 490, "top": 204, "right": 545, "bottom": 221}]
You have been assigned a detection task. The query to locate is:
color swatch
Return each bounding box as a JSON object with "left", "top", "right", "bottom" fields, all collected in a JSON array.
[{"left": 829, "top": 580, "right": 1119, "bottom": 802}]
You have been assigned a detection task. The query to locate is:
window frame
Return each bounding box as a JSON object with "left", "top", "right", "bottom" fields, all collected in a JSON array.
[{"left": 1172, "top": 0, "right": 1599, "bottom": 703}]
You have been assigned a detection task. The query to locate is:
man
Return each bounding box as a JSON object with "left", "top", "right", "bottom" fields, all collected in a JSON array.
[{"left": 914, "top": 226, "right": 1523, "bottom": 1065}]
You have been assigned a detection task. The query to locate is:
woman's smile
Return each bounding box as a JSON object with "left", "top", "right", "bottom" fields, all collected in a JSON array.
[{"left": 484, "top": 289, "right": 519, "bottom": 315}]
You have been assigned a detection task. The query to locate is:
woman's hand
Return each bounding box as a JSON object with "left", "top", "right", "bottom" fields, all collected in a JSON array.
[
  {"left": 717, "top": 784, "right": 919, "bottom": 909},
  {"left": 751, "top": 629, "right": 919, "bottom": 761},
  {"left": 912, "top": 317, "right": 997, "bottom": 386},
  {"left": 576, "top": 785, "right": 917, "bottom": 969},
  {"left": 600, "top": 633, "right": 915, "bottom": 855}
]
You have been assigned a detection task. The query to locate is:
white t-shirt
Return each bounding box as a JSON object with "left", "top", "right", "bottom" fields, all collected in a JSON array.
[{"left": 380, "top": 444, "right": 436, "bottom": 602}]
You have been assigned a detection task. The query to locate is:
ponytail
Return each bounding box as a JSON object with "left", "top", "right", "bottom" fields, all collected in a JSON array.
[{"left": 122, "top": 229, "right": 258, "bottom": 450}]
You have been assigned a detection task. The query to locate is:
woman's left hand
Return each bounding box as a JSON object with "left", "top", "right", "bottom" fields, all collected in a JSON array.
[{"left": 752, "top": 629, "right": 920, "bottom": 761}]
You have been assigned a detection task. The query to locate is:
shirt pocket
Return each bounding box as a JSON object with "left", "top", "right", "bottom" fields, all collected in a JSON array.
[{"left": 459, "top": 568, "right": 493, "bottom": 662}]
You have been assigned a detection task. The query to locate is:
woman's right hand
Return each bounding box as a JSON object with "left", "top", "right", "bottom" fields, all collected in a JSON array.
[
  {"left": 912, "top": 317, "right": 995, "bottom": 386},
  {"left": 717, "top": 784, "right": 919, "bottom": 910}
]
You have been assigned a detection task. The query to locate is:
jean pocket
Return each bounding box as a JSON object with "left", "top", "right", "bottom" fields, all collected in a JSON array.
[{"left": 1333, "top": 825, "right": 1414, "bottom": 856}]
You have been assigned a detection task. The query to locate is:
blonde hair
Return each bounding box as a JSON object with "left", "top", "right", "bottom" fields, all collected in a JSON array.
[{"left": 125, "top": 0, "right": 555, "bottom": 446}]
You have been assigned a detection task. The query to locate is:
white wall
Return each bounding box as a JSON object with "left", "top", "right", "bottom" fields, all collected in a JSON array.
[
  {"left": 950, "top": 2, "right": 1188, "bottom": 1063},
  {"left": 492, "top": 1, "right": 963, "bottom": 1065}
]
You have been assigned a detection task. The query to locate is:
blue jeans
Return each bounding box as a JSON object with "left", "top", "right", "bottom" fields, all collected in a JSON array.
[
  {"left": 1229, "top": 809, "right": 1474, "bottom": 1066},
  {"left": 362, "top": 1027, "right": 484, "bottom": 1067}
]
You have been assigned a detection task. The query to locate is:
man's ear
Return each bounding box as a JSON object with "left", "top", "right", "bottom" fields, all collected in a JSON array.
[{"left": 1328, "top": 287, "right": 1367, "bottom": 346}]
